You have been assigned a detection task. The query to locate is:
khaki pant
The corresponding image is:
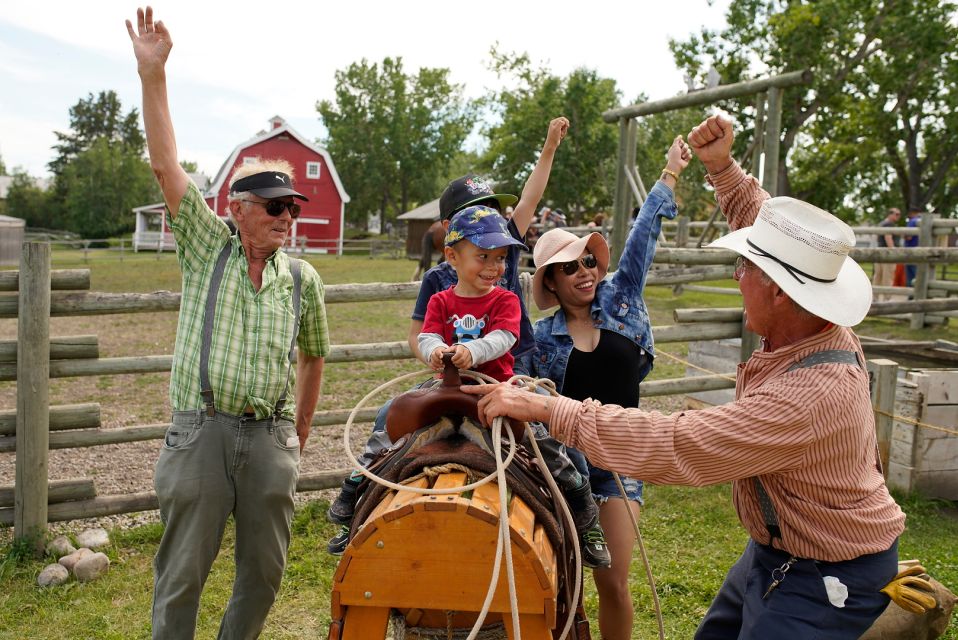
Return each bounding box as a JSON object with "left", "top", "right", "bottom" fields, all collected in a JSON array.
[
  {"left": 152, "top": 410, "right": 300, "bottom": 639},
  {"left": 872, "top": 262, "right": 896, "bottom": 302}
]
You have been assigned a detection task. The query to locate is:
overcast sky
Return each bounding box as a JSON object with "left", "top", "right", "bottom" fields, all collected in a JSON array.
[{"left": 0, "top": 0, "right": 730, "bottom": 178}]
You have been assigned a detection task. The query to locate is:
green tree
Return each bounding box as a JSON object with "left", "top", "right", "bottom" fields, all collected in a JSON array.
[
  {"left": 670, "top": 0, "right": 958, "bottom": 220},
  {"left": 0, "top": 153, "right": 7, "bottom": 175},
  {"left": 48, "top": 91, "right": 158, "bottom": 237},
  {"left": 317, "top": 57, "right": 475, "bottom": 226},
  {"left": 482, "top": 50, "right": 620, "bottom": 223},
  {"left": 4, "top": 169, "right": 51, "bottom": 228},
  {"left": 57, "top": 138, "right": 157, "bottom": 239},
  {"left": 179, "top": 160, "right": 198, "bottom": 173}
]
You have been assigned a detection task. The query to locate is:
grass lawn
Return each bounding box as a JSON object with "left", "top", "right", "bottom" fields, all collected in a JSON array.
[{"left": 1, "top": 249, "right": 956, "bottom": 639}]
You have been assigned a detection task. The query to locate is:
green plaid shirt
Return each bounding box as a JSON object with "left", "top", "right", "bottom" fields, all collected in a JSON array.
[{"left": 166, "top": 182, "right": 330, "bottom": 418}]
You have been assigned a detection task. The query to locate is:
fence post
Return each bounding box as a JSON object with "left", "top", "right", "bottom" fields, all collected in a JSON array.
[
  {"left": 762, "top": 87, "right": 783, "bottom": 195},
  {"left": 867, "top": 358, "right": 898, "bottom": 476},
  {"left": 910, "top": 213, "right": 937, "bottom": 329},
  {"left": 15, "top": 242, "right": 51, "bottom": 551},
  {"left": 673, "top": 216, "right": 690, "bottom": 295}
]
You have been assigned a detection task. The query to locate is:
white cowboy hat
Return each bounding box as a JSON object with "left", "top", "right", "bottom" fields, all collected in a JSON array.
[
  {"left": 532, "top": 229, "right": 610, "bottom": 310},
  {"left": 708, "top": 197, "right": 872, "bottom": 327}
]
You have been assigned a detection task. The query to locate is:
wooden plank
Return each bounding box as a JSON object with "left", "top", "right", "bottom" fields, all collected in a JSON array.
[
  {"left": 501, "top": 612, "right": 554, "bottom": 639},
  {"left": 0, "top": 478, "right": 96, "bottom": 508},
  {"left": 0, "top": 269, "right": 90, "bottom": 292},
  {"left": 508, "top": 495, "right": 536, "bottom": 554},
  {"left": 382, "top": 478, "right": 430, "bottom": 522},
  {"left": 914, "top": 470, "right": 958, "bottom": 501},
  {"left": 920, "top": 405, "right": 958, "bottom": 439},
  {"left": 0, "top": 491, "right": 159, "bottom": 527},
  {"left": 886, "top": 461, "right": 914, "bottom": 493},
  {"left": 467, "top": 481, "right": 503, "bottom": 525},
  {"left": 917, "top": 371, "right": 958, "bottom": 405},
  {"left": 424, "top": 472, "right": 467, "bottom": 512},
  {"left": 0, "top": 335, "right": 99, "bottom": 363},
  {"left": 336, "top": 511, "right": 552, "bottom": 614},
  {"left": 867, "top": 359, "right": 898, "bottom": 473},
  {"left": 15, "top": 242, "right": 50, "bottom": 548},
  {"left": 339, "top": 606, "right": 390, "bottom": 640},
  {"left": 0, "top": 402, "right": 100, "bottom": 436}
]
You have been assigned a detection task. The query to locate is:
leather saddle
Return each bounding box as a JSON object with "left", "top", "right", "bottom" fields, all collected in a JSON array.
[{"left": 385, "top": 355, "right": 524, "bottom": 443}]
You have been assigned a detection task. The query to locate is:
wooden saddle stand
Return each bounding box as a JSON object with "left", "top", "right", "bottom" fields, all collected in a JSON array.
[{"left": 328, "top": 359, "right": 590, "bottom": 640}]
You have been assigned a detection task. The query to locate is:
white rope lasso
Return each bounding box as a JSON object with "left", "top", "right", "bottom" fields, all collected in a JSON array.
[{"left": 341, "top": 369, "right": 581, "bottom": 640}]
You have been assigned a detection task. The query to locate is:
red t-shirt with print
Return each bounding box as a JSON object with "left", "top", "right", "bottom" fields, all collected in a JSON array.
[{"left": 421, "top": 286, "right": 521, "bottom": 382}]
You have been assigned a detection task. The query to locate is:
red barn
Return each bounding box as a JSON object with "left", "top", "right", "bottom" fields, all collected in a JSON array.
[{"left": 134, "top": 116, "right": 350, "bottom": 253}]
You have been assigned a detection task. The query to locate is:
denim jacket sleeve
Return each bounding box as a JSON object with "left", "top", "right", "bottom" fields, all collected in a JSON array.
[{"left": 612, "top": 180, "right": 678, "bottom": 293}]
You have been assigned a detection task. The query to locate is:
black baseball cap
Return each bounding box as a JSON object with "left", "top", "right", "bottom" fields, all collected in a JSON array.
[
  {"left": 230, "top": 171, "right": 308, "bottom": 201},
  {"left": 438, "top": 174, "right": 517, "bottom": 221}
]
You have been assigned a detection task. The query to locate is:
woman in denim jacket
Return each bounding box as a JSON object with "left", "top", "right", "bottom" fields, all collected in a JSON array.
[{"left": 529, "top": 135, "right": 690, "bottom": 639}]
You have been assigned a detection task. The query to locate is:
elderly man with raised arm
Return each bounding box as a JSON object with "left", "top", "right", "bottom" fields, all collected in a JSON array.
[
  {"left": 127, "top": 7, "right": 329, "bottom": 639},
  {"left": 464, "top": 115, "right": 906, "bottom": 639}
]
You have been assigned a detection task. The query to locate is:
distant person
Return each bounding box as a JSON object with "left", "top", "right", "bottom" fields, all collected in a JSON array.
[
  {"left": 904, "top": 209, "right": 922, "bottom": 286},
  {"left": 872, "top": 207, "right": 900, "bottom": 301},
  {"left": 128, "top": 8, "right": 329, "bottom": 638}
]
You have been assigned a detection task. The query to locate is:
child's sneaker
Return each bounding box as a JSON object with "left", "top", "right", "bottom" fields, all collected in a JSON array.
[
  {"left": 327, "top": 524, "right": 350, "bottom": 556},
  {"left": 327, "top": 478, "right": 360, "bottom": 525},
  {"left": 580, "top": 522, "right": 611, "bottom": 569}
]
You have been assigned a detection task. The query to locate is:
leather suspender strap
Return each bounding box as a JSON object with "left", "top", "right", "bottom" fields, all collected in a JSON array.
[
  {"left": 753, "top": 349, "right": 866, "bottom": 544},
  {"left": 272, "top": 258, "right": 303, "bottom": 423},
  {"left": 200, "top": 242, "right": 233, "bottom": 417}
]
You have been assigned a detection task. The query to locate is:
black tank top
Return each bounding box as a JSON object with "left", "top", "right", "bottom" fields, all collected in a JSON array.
[{"left": 562, "top": 330, "right": 647, "bottom": 408}]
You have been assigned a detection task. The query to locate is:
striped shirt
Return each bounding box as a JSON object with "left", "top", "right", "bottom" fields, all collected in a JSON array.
[
  {"left": 166, "top": 182, "right": 330, "bottom": 418},
  {"left": 549, "top": 163, "right": 905, "bottom": 562}
]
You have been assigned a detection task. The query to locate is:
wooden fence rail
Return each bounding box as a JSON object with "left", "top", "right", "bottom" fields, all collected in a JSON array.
[{"left": 4, "top": 236, "right": 957, "bottom": 537}]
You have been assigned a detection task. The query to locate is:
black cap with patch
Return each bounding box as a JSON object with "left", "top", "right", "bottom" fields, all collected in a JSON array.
[
  {"left": 438, "top": 174, "right": 517, "bottom": 221},
  {"left": 230, "top": 171, "right": 308, "bottom": 201}
]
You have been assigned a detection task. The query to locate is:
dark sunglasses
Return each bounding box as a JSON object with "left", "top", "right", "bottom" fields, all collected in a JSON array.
[
  {"left": 240, "top": 199, "right": 301, "bottom": 219},
  {"left": 558, "top": 253, "right": 598, "bottom": 276}
]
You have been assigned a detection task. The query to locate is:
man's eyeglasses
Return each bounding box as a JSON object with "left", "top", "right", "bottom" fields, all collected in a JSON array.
[
  {"left": 558, "top": 253, "right": 598, "bottom": 276},
  {"left": 733, "top": 256, "right": 752, "bottom": 281},
  {"left": 240, "top": 199, "right": 301, "bottom": 219}
]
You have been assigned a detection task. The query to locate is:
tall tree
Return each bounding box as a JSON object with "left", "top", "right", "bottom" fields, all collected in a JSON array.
[
  {"left": 47, "top": 91, "right": 157, "bottom": 237},
  {"left": 4, "top": 169, "right": 51, "bottom": 228},
  {"left": 317, "top": 57, "right": 475, "bottom": 225},
  {"left": 0, "top": 152, "right": 7, "bottom": 176},
  {"left": 482, "top": 50, "right": 620, "bottom": 223},
  {"left": 670, "top": 0, "right": 958, "bottom": 219}
]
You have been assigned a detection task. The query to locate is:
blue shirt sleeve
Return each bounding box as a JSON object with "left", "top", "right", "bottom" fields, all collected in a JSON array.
[{"left": 613, "top": 181, "right": 678, "bottom": 292}]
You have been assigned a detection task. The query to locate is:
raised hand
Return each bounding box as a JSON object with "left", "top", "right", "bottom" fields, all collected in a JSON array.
[
  {"left": 666, "top": 135, "right": 693, "bottom": 176},
  {"left": 544, "top": 117, "right": 570, "bottom": 152},
  {"left": 688, "top": 115, "right": 735, "bottom": 175},
  {"left": 125, "top": 6, "right": 173, "bottom": 78}
]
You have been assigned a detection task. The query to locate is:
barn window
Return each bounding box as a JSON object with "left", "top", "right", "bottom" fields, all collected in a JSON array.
[
  {"left": 306, "top": 161, "right": 321, "bottom": 179},
  {"left": 242, "top": 156, "right": 257, "bottom": 165}
]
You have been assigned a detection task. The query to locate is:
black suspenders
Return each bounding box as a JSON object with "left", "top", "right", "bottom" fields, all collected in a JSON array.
[{"left": 199, "top": 241, "right": 303, "bottom": 421}]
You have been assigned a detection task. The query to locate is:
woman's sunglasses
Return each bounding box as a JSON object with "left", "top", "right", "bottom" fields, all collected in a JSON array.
[
  {"left": 240, "top": 199, "right": 302, "bottom": 219},
  {"left": 558, "top": 253, "right": 598, "bottom": 276}
]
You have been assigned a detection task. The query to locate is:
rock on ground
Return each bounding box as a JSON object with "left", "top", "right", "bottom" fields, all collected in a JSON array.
[
  {"left": 74, "top": 552, "right": 110, "bottom": 582},
  {"left": 37, "top": 563, "right": 70, "bottom": 587},
  {"left": 76, "top": 527, "right": 110, "bottom": 550},
  {"left": 45, "top": 535, "right": 76, "bottom": 557},
  {"left": 59, "top": 547, "right": 93, "bottom": 572}
]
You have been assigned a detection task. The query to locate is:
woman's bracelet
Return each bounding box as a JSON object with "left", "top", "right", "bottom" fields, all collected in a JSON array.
[{"left": 661, "top": 168, "right": 680, "bottom": 182}]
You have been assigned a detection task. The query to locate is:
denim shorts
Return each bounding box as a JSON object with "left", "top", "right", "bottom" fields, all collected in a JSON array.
[{"left": 566, "top": 446, "right": 644, "bottom": 504}]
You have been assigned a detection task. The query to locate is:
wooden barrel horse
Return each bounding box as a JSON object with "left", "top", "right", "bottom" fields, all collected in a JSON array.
[{"left": 328, "top": 362, "right": 584, "bottom": 639}]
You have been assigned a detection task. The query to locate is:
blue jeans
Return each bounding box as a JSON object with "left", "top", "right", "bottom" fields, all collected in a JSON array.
[
  {"left": 566, "top": 446, "right": 644, "bottom": 504},
  {"left": 695, "top": 539, "right": 898, "bottom": 639}
]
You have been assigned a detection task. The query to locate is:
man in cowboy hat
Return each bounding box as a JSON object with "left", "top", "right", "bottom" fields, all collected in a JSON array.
[
  {"left": 128, "top": 8, "right": 329, "bottom": 637},
  {"left": 463, "top": 115, "right": 907, "bottom": 638}
]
